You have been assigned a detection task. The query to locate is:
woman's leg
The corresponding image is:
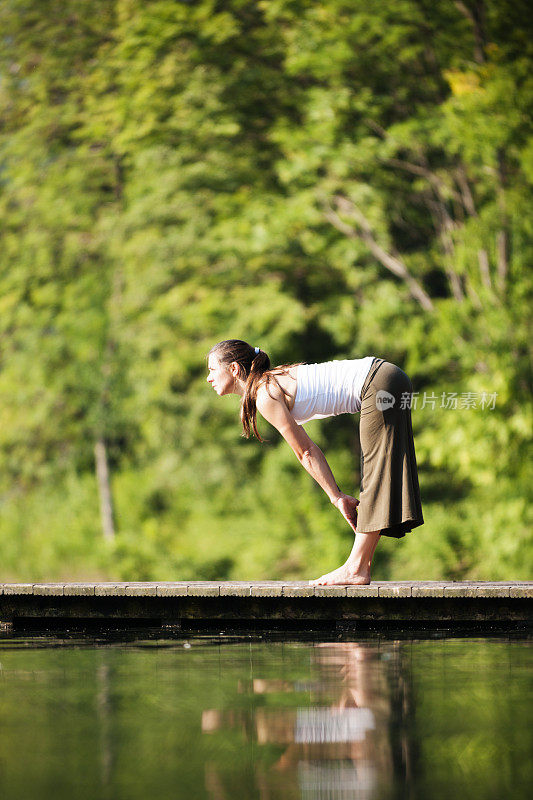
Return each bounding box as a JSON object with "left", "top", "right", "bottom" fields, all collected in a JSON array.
[
  {"left": 310, "top": 530, "right": 381, "bottom": 585},
  {"left": 366, "top": 532, "right": 381, "bottom": 571}
]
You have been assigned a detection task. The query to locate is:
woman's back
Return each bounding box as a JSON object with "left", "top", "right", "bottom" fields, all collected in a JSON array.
[
  {"left": 264, "top": 358, "right": 375, "bottom": 424},
  {"left": 291, "top": 358, "right": 375, "bottom": 424}
]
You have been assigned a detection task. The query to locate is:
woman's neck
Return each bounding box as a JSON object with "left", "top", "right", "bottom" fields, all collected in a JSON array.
[{"left": 232, "top": 377, "right": 246, "bottom": 396}]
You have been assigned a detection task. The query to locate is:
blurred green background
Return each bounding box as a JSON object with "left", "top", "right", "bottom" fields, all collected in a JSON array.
[{"left": 0, "top": 0, "right": 531, "bottom": 582}]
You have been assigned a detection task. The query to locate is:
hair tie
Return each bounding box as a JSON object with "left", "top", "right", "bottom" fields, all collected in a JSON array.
[{"left": 254, "top": 346, "right": 260, "bottom": 354}]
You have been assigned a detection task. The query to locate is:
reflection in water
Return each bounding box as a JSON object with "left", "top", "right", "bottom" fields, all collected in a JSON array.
[
  {"left": 96, "top": 657, "right": 113, "bottom": 793},
  {"left": 0, "top": 636, "right": 531, "bottom": 799},
  {"left": 202, "top": 642, "right": 413, "bottom": 800}
]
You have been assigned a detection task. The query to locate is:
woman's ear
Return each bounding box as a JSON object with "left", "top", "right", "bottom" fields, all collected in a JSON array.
[{"left": 230, "top": 361, "right": 240, "bottom": 378}]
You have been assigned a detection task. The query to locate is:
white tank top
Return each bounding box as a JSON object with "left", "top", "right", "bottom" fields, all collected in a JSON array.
[{"left": 291, "top": 358, "right": 375, "bottom": 424}]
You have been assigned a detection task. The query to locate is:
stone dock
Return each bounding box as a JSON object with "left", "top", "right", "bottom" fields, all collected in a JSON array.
[{"left": 1, "top": 581, "right": 532, "bottom": 632}]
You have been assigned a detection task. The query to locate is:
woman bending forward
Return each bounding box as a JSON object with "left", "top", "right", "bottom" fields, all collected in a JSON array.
[{"left": 206, "top": 340, "right": 424, "bottom": 585}]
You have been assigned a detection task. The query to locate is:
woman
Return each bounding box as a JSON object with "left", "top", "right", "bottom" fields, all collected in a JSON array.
[{"left": 206, "top": 339, "right": 423, "bottom": 585}]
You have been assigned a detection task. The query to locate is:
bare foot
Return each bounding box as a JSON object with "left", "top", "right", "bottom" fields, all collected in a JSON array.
[{"left": 309, "top": 564, "right": 370, "bottom": 586}]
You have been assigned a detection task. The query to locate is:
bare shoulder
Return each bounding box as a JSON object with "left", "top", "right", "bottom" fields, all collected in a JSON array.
[
  {"left": 256, "top": 379, "right": 299, "bottom": 437},
  {"left": 256, "top": 373, "right": 312, "bottom": 451},
  {"left": 256, "top": 377, "right": 285, "bottom": 408}
]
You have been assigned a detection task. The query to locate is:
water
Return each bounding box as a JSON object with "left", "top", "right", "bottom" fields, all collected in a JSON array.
[{"left": 0, "top": 632, "right": 531, "bottom": 800}]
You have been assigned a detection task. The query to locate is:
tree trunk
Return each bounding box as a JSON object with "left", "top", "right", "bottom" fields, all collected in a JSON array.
[
  {"left": 477, "top": 249, "right": 492, "bottom": 289},
  {"left": 454, "top": 1, "right": 487, "bottom": 63},
  {"left": 496, "top": 230, "right": 508, "bottom": 291},
  {"left": 496, "top": 150, "right": 509, "bottom": 293},
  {"left": 94, "top": 437, "right": 115, "bottom": 542}
]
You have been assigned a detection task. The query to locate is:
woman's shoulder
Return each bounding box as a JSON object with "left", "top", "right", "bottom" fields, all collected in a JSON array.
[
  {"left": 270, "top": 365, "right": 299, "bottom": 379},
  {"left": 257, "top": 369, "right": 297, "bottom": 408},
  {"left": 256, "top": 374, "right": 286, "bottom": 402}
]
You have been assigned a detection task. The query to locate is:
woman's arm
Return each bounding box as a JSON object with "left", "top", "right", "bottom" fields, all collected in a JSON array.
[{"left": 256, "top": 384, "right": 359, "bottom": 531}]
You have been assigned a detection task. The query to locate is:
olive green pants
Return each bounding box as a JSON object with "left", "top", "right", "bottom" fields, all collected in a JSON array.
[{"left": 356, "top": 359, "right": 424, "bottom": 538}]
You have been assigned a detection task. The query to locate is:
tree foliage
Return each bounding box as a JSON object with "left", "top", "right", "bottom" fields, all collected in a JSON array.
[{"left": 0, "top": 0, "right": 531, "bottom": 580}]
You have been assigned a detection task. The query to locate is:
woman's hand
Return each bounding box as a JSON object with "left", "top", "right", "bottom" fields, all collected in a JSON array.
[{"left": 334, "top": 494, "right": 359, "bottom": 533}]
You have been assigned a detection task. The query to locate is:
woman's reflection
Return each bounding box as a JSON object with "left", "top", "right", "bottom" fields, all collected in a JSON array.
[{"left": 202, "top": 641, "right": 413, "bottom": 800}]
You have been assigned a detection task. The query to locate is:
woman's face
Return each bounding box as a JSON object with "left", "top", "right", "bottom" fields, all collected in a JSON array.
[{"left": 206, "top": 354, "right": 235, "bottom": 396}]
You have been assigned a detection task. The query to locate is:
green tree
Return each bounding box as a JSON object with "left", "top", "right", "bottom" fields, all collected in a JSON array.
[{"left": 0, "top": 0, "right": 530, "bottom": 581}]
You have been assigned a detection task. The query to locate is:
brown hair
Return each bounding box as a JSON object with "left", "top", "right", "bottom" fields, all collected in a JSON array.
[{"left": 208, "top": 339, "right": 283, "bottom": 441}]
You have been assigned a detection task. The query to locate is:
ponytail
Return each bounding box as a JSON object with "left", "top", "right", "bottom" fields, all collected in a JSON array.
[{"left": 241, "top": 350, "right": 271, "bottom": 440}]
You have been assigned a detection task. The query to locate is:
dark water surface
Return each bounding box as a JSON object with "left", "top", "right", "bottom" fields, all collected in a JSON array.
[{"left": 0, "top": 632, "right": 531, "bottom": 800}]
